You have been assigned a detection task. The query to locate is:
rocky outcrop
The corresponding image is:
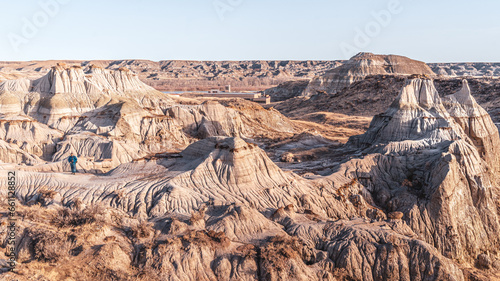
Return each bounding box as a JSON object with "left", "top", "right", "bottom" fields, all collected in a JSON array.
[
  {"left": 1, "top": 72, "right": 500, "bottom": 279},
  {"left": 339, "top": 78, "right": 500, "bottom": 266},
  {"left": 303, "top": 53, "right": 435, "bottom": 97},
  {"left": 350, "top": 79, "right": 459, "bottom": 148},
  {"left": 264, "top": 80, "right": 310, "bottom": 101},
  {"left": 0, "top": 64, "right": 296, "bottom": 170},
  {"left": 0, "top": 60, "right": 343, "bottom": 92},
  {"left": 442, "top": 80, "right": 500, "bottom": 176},
  {"left": 430, "top": 63, "right": 500, "bottom": 77},
  {"left": 0, "top": 116, "right": 62, "bottom": 163},
  {"left": 3, "top": 130, "right": 495, "bottom": 279}
]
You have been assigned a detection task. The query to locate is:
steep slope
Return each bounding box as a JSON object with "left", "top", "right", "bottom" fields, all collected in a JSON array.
[
  {"left": 0, "top": 64, "right": 296, "bottom": 169},
  {"left": 8, "top": 137, "right": 317, "bottom": 216},
  {"left": 3, "top": 76, "right": 500, "bottom": 279},
  {"left": 2, "top": 133, "right": 487, "bottom": 280},
  {"left": 303, "top": 53, "right": 435, "bottom": 97},
  {"left": 331, "top": 78, "right": 500, "bottom": 266},
  {"left": 442, "top": 80, "right": 500, "bottom": 176}
]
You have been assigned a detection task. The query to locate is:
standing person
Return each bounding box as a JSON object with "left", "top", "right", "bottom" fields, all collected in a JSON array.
[{"left": 68, "top": 153, "right": 78, "bottom": 175}]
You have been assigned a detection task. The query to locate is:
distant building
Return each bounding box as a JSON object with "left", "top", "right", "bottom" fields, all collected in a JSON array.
[
  {"left": 225, "top": 85, "right": 231, "bottom": 92},
  {"left": 253, "top": 95, "right": 271, "bottom": 104},
  {"left": 205, "top": 92, "right": 271, "bottom": 104},
  {"left": 208, "top": 89, "right": 220, "bottom": 94}
]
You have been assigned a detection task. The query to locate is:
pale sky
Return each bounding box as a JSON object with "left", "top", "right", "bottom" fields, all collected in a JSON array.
[{"left": 0, "top": 0, "right": 499, "bottom": 62}]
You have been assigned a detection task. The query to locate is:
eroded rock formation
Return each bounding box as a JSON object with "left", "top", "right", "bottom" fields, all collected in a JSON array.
[
  {"left": 1, "top": 74, "right": 499, "bottom": 280},
  {"left": 303, "top": 53, "right": 436, "bottom": 97},
  {"left": 337, "top": 78, "right": 500, "bottom": 268},
  {"left": 0, "top": 64, "right": 295, "bottom": 170}
]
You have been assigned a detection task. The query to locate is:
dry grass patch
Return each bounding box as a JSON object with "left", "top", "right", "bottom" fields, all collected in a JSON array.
[
  {"left": 131, "top": 221, "right": 154, "bottom": 239},
  {"left": 52, "top": 205, "right": 105, "bottom": 228}
]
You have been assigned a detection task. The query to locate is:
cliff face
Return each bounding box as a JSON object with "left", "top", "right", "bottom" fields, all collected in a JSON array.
[
  {"left": 344, "top": 78, "right": 500, "bottom": 266},
  {"left": 1, "top": 57, "right": 500, "bottom": 280},
  {"left": 0, "top": 64, "right": 295, "bottom": 169},
  {"left": 3, "top": 78, "right": 500, "bottom": 280},
  {"left": 443, "top": 80, "right": 500, "bottom": 176},
  {"left": 303, "top": 53, "right": 436, "bottom": 97}
]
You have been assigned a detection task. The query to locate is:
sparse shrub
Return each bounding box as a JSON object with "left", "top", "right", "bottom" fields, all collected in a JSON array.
[
  {"left": 72, "top": 198, "right": 84, "bottom": 210},
  {"left": 38, "top": 188, "right": 58, "bottom": 200},
  {"left": 401, "top": 179, "right": 413, "bottom": 187},
  {"left": 189, "top": 206, "right": 207, "bottom": 226},
  {"left": 388, "top": 211, "right": 404, "bottom": 220},
  {"left": 29, "top": 228, "right": 72, "bottom": 262},
  {"left": 207, "top": 230, "right": 230, "bottom": 247},
  {"left": 181, "top": 230, "right": 230, "bottom": 248},
  {"left": 335, "top": 178, "right": 358, "bottom": 201},
  {"left": 260, "top": 235, "right": 315, "bottom": 279},
  {"left": 19, "top": 204, "right": 54, "bottom": 223},
  {"left": 236, "top": 244, "right": 257, "bottom": 257},
  {"left": 131, "top": 221, "right": 154, "bottom": 238},
  {"left": 52, "top": 205, "right": 105, "bottom": 228}
]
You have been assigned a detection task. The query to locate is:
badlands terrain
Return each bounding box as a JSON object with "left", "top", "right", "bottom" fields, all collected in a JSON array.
[
  {"left": 0, "top": 60, "right": 342, "bottom": 92},
  {"left": 0, "top": 53, "right": 499, "bottom": 280}
]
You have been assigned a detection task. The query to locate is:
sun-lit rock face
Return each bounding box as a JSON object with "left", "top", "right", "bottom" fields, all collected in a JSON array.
[
  {"left": 443, "top": 80, "right": 500, "bottom": 176},
  {"left": 2, "top": 66, "right": 500, "bottom": 279},
  {"left": 29, "top": 64, "right": 171, "bottom": 125},
  {"left": 0, "top": 92, "right": 23, "bottom": 115},
  {"left": 148, "top": 136, "right": 314, "bottom": 215},
  {"left": 0, "top": 64, "right": 176, "bottom": 168},
  {"left": 303, "top": 52, "right": 436, "bottom": 96},
  {"left": 337, "top": 78, "right": 500, "bottom": 265},
  {"left": 0, "top": 78, "right": 31, "bottom": 93},
  {"left": 350, "top": 79, "right": 463, "bottom": 150},
  {"left": 0, "top": 64, "right": 296, "bottom": 170},
  {"left": 1, "top": 133, "right": 482, "bottom": 280}
]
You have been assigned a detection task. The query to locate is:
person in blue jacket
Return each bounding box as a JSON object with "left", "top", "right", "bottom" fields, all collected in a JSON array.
[{"left": 68, "top": 153, "right": 78, "bottom": 175}]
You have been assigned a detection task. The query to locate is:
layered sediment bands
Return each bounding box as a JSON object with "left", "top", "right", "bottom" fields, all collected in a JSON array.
[
  {"left": 0, "top": 118, "right": 62, "bottom": 162},
  {"left": 442, "top": 80, "right": 500, "bottom": 176},
  {"left": 319, "top": 219, "right": 465, "bottom": 281},
  {"left": 350, "top": 79, "right": 461, "bottom": 148},
  {"left": 150, "top": 137, "right": 315, "bottom": 215},
  {"left": 303, "top": 52, "right": 436, "bottom": 97},
  {"left": 430, "top": 62, "right": 500, "bottom": 77},
  {"left": 0, "top": 78, "right": 31, "bottom": 93},
  {"left": 335, "top": 78, "right": 500, "bottom": 265},
  {"left": 29, "top": 64, "right": 172, "bottom": 128},
  {"left": 0, "top": 59, "right": 344, "bottom": 92},
  {"left": 0, "top": 64, "right": 295, "bottom": 169},
  {"left": 1, "top": 134, "right": 481, "bottom": 280},
  {"left": 167, "top": 102, "right": 247, "bottom": 138},
  {"left": 1, "top": 70, "right": 500, "bottom": 278},
  {"left": 0, "top": 92, "right": 24, "bottom": 114},
  {"left": 7, "top": 137, "right": 315, "bottom": 216}
]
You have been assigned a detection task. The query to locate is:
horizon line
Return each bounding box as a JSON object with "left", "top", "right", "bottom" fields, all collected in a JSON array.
[{"left": 2, "top": 58, "right": 500, "bottom": 64}]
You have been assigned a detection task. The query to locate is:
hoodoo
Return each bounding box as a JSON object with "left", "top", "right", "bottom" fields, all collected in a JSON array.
[
  {"left": 350, "top": 78, "right": 461, "bottom": 148},
  {"left": 443, "top": 80, "right": 500, "bottom": 176},
  {"left": 339, "top": 78, "right": 500, "bottom": 265},
  {"left": 0, "top": 66, "right": 499, "bottom": 280},
  {"left": 0, "top": 64, "right": 296, "bottom": 170}
]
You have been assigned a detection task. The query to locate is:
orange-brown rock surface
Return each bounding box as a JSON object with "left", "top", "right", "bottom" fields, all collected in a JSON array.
[{"left": 1, "top": 64, "right": 500, "bottom": 280}]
